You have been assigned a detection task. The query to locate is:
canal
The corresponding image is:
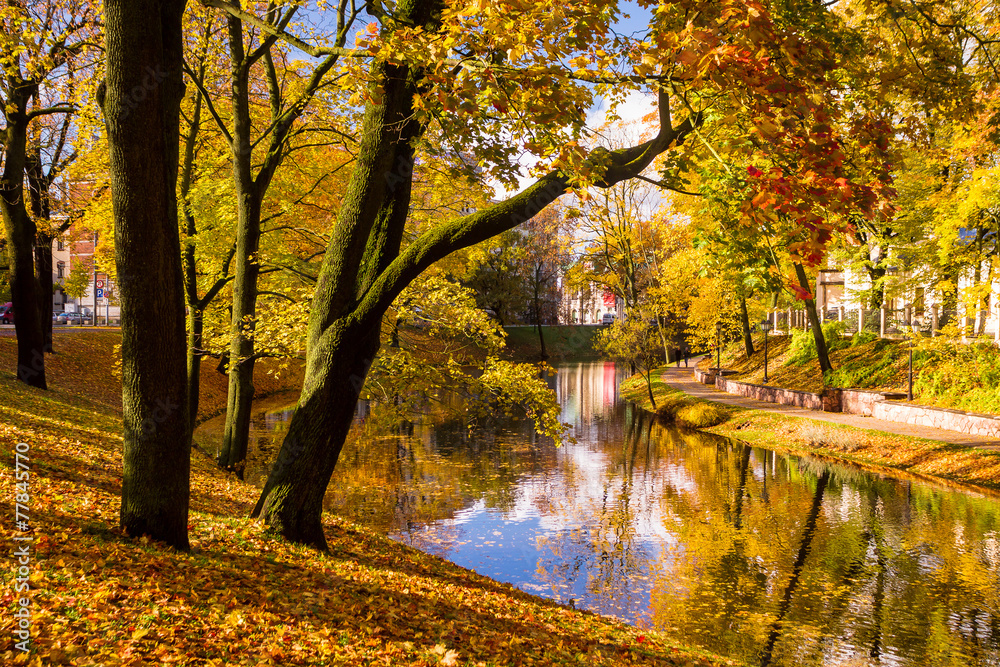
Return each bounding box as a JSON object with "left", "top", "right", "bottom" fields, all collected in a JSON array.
[{"left": 196, "top": 361, "right": 1000, "bottom": 666}]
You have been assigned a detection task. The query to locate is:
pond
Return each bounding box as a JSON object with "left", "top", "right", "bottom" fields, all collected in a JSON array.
[{"left": 196, "top": 361, "right": 1000, "bottom": 667}]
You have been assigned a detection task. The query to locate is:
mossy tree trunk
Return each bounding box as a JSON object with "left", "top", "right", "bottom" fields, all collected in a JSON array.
[{"left": 103, "top": 0, "right": 191, "bottom": 549}]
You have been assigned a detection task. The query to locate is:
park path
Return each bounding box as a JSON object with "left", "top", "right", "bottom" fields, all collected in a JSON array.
[{"left": 661, "top": 359, "right": 1000, "bottom": 449}]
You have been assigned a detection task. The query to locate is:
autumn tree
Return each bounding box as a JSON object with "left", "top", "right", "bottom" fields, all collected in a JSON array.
[
  {"left": 240, "top": 0, "right": 892, "bottom": 549},
  {"left": 0, "top": 0, "right": 98, "bottom": 386},
  {"left": 195, "top": 0, "right": 363, "bottom": 473},
  {"left": 594, "top": 316, "right": 663, "bottom": 410},
  {"left": 465, "top": 229, "right": 532, "bottom": 325}
]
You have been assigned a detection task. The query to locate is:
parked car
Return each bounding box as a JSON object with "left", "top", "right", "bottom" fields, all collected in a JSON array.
[
  {"left": 54, "top": 312, "right": 68, "bottom": 324},
  {"left": 0, "top": 302, "right": 13, "bottom": 324},
  {"left": 601, "top": 313, "right": 616, "bottom": 326},
  {"left": 63, "top": 312, "right": 83, "bottom": 325}
]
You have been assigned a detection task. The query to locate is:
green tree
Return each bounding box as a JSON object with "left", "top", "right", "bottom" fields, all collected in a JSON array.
[{"left": 594, "top": 316, "right": 663, "bottom": 410}]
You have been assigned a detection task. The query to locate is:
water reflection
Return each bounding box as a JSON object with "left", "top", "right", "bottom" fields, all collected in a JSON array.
[{"left": 195, "top": 362, "right": 1000, "bottom": 667}]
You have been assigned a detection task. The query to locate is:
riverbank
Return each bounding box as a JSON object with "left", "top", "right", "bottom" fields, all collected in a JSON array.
[
  {"left": 0, "top": 334, "right": 736, "bottom": 666},
  {"left": 711, "top": 332, "right": 1000, "bottom": 416},
  {"left": 621, "top": 365, "right": 1000, "bottom": 494},
  {"left": 502, "top": 325, "right": 603, "bottom": 362}
]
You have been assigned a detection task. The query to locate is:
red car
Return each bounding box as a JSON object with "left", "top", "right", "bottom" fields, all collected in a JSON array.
[{"left": 0, "top": 302, "right": 12, "bottom": 324}]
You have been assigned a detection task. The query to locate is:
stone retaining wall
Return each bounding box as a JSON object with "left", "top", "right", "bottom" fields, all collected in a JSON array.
[
  {"left": 871, "top": 401, "right": 1000, "bottom": 438},
  {"left": 703, "top": 374, "right": 1000, "bottom": 439},
  {"left": 838, "top": 389, "right": 887, "bottom": 417},
  {"left": 715, "top": 376, "right": 824, "bottom": 410},
  {"left": 693, "top": 368, "right": 715, "bottom": 385}
]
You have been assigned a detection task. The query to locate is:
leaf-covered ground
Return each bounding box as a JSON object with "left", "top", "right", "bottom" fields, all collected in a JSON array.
[
  {"left": 0, "top": 331, "right": 737, "bottom": 666},
  {"left": 621, "top": 368, "right": 1000, "bottom": 494}
]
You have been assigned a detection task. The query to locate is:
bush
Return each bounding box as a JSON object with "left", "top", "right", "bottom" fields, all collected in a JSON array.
[
  {"left": 851, "top": 329, "right": 878, "bottom": 347},
  {"left": 785, "top": 320, "right": 848, "bottom": 365},
  {"left": 914, "top": 341, "right": 1000, "bottom": 414},
  {"left": 675, "top": 402, "right": 727, "bottom": 428}
]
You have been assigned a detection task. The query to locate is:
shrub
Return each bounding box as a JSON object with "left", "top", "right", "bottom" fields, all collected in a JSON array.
[
  {"left": 851, "top": 329, "right": 878, "bottom": 347},
  {"left": 785, "top": 320, "right": 848, "bottom": 365},
  {"left": 675, "top": 402, "right": 727, "bottom": 428},
  {"left": 914, "top": 341, "right": 1000, "bottom": 414}
]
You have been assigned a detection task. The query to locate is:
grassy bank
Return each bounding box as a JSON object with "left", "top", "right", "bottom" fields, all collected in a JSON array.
[
  {"left": 621, "top": 367, "right": 1000, "bottom": 494},
  {"left": 708, "top": 330, "right": 1000, "bottom": 416},
  {"left": 0, "top": 331, "right": 735, "bottom": 666},
  {"left": 502, "top": 325, "right": 603, "bottom": 362}
]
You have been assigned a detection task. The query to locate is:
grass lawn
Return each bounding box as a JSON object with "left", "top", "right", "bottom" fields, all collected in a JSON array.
[
  {"left": 704, "top": 332, "right": 1000, "bottom": 416},
  {"left": 0, "top": 331, "right": 736, "bottom": 667}
]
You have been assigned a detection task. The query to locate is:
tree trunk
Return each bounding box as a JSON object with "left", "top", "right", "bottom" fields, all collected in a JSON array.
[
  {"left": 0, "top": 89, "right": 47, "bottom": 389},
  {"left": 794, "top": 263, "right": 833, "bottom": 376},
  {"left": 644, "top": 368, "right": 657, "bottom": 411},
  {"left": 864, "top": 261, "right": 886, "bottom": 312},
  {"left": 739, "top": 295, "right": 754, "bottom": 358},
  {"left": 218, "top": 17, "right": 264, "bottom": 472},
  {"left": 103, "top": 0, "right": 191, "bottom": 549},
  {"left": 33, "top": 233, "right": 54, "bottom": 353},
  {"left": 533, "top": 275, "right": 548, "bottom": 360},
  {"left": 938, "top": 262, "right": 959, "bottom": 329},
  {"left": 252, "top": 321, "right": 381, "bottom": 546},
  {"left": 187, "top": 309, "right": 204, "bottom": 425}
]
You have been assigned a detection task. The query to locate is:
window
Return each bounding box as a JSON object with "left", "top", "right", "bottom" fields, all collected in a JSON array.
[
  {"left": 56, "top": 262, "right": 65, "bottom": 279},
  {"left": 56, "top": 238, "right": 64, "bottom": 251}
]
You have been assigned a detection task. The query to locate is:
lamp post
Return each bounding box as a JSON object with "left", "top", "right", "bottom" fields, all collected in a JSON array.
[
  {"left": 907, "top": 321, "right": 916, "bottom": 401},
  {"left": 760, "top": 319, "right": 773, "bottom": 383},
  {"left": 715, "top": 320, "right": 723, "bottom": 371}
]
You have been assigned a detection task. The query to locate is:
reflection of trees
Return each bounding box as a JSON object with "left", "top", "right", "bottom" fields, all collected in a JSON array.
[
  {"left": 224, "top": 363, "right": 1000, "bottom": 666},
  {"left": 760, "top": 470, "right": 830, "bottom": 667},
  {"left": 533, "top": 409, "right": 662, "bottom": 618},
  {"left": 650, "top": 436, "right": 1000, "bottom": 667}
]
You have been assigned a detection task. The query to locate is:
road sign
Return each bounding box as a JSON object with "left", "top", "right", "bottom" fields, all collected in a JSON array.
[
  {"left": 96, "top": 280, "right": 105, "bottom": 289},
  {"left": 96, "top": 288, "right": 104, "bottom": 298}
]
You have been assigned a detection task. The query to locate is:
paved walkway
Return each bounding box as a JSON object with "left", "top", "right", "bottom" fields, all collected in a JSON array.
[{"left": 662, "top": 359, "right": 1000, "bottom": 449}]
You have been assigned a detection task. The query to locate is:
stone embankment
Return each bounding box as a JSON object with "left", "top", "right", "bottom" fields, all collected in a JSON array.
[{"left": 694, "top": 367, "right": 1000, "bottom": 440}]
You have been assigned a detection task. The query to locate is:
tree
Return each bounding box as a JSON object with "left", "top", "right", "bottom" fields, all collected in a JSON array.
[
  {"left": 203, "top": 0, "right": 361, "bottom": 473},
  {"left": 519, "top": 207, "right": 572, "bottom": 360},
  {"left": 594, "top": 316, "right": 663, "bottom": 410},
  {"left": 465, "top": 229, "right": 532, "bottom": 326},
  {"left": 101, "top": 0, "right": 191, "bottom": 549},
  {"left": 27, "top": 108, "right": 86, "bottom": 353},
  {"left": 0, "top": 0, "right": 97, "bottom": 387},
  {"left": 245, "top": 0, "right": 894, "bottom": 549}
]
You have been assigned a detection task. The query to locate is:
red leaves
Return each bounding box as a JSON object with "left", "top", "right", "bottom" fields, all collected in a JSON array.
[{"left": 746, "top": 165, "right": 763, "bottom": 178}]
